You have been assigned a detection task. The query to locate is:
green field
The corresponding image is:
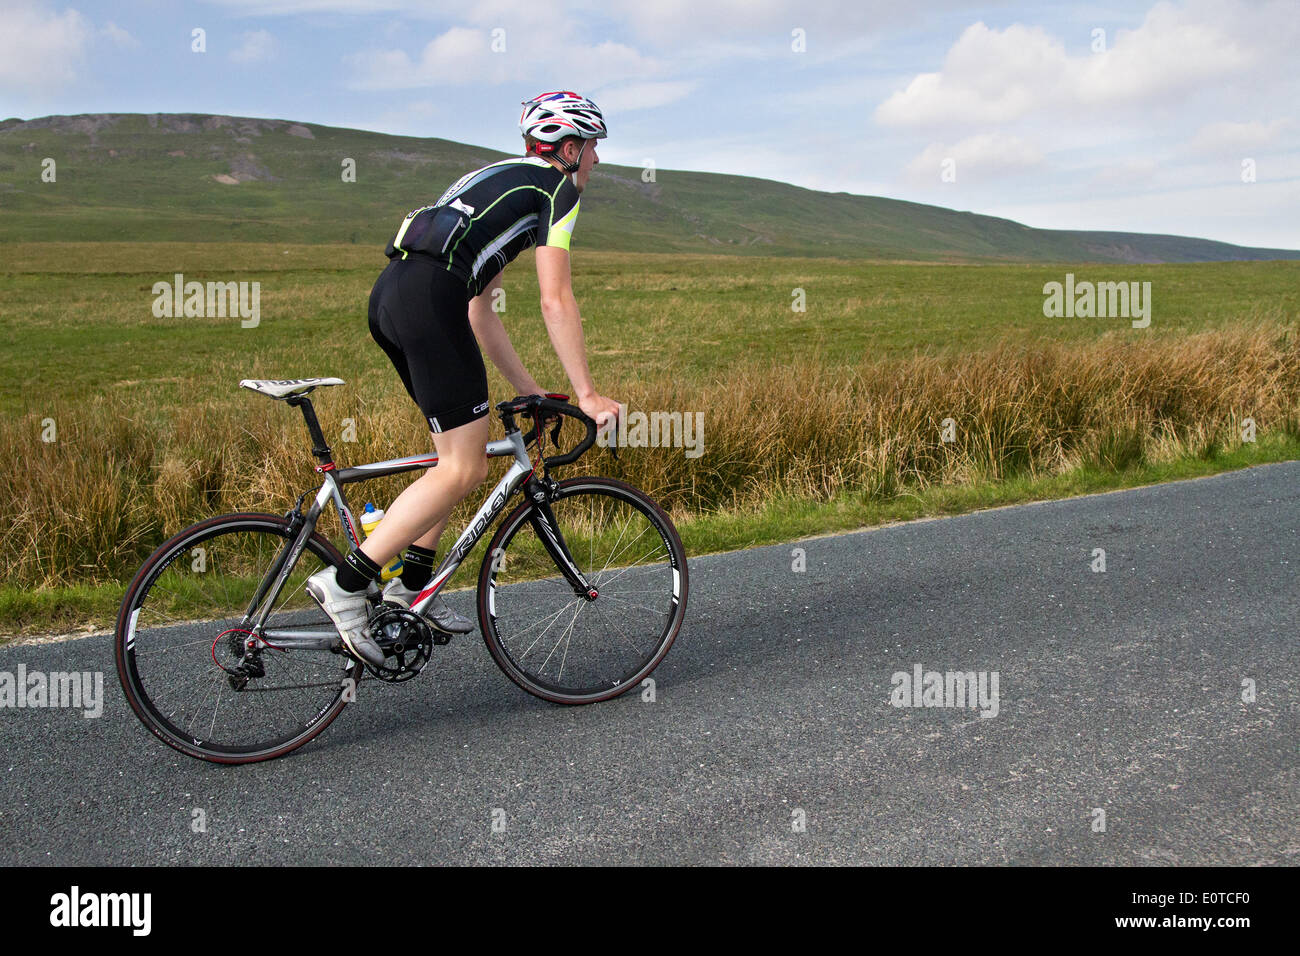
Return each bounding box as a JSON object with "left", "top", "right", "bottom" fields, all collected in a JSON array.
[
  {"left": 4, "top": 244, "right": 1298, "bottom": 412},
  {"left": 1, "top": 242, "right": 1298, "bottom": 637}
]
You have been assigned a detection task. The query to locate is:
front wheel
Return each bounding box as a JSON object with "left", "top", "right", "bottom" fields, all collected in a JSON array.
[{"left": 478, "top": 477, "right": 688, "bottom": 704}]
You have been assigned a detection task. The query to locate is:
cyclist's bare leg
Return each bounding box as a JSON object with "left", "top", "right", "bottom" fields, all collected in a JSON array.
[
  {"left": 357, "top": 416, "right": 490, "bottom": 567},
  {"left": 410, "top": 516, "right": 450, "bottom": 552}
]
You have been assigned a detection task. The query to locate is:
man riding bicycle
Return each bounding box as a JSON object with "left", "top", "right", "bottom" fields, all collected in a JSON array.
[{"left": 307, "top": 91, "right": 622, "bottom": 666}]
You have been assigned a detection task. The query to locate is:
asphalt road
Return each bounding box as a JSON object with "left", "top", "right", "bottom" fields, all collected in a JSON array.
[{"left": 1, "top": 462, "right": 1296, "bottom": 865}]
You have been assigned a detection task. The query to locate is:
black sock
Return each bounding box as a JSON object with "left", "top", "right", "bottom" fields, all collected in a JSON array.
[
  {"left": 400, "top": 544, "right": 438, "bottom": 590},
  {"left": 337, "top": 548, "right": 382, "bottom": 592}
]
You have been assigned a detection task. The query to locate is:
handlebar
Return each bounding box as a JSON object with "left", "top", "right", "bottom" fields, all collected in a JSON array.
[{"left": 496, "top": 394, "right": 600, "bottom": 469}]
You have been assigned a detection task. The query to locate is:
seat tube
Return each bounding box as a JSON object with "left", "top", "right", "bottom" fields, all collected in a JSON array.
[{"left": 249, "top": 482, "right": 331, "bottom": 631}]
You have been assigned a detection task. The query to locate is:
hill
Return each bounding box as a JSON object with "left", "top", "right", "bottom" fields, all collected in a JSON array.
[{"left": 0, "top": 112, "right": 1295, "bottom": 263}]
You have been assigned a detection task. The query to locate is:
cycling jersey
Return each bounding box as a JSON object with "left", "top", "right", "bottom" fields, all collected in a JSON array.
[{"left": 384, "top": 156, "right": 581, "bottom": 298}]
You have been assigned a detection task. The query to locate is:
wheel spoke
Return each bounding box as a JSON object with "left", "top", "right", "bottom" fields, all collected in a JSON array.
[
  {"left": 484, "top": 481, "right": 686, "bottom": 702},
  {"left": 116, "top": 519, "right": 353, "bottom": 762}
]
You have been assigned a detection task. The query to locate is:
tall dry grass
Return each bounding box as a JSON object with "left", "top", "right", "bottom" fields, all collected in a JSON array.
[
  {"left": 627, "top": 323, "right": 1298, "bottom": 516},
  {"left": 3, "top": 323, "right": 1297, "bottom": 589}
]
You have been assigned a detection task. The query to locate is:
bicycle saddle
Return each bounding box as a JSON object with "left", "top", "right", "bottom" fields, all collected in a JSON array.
[{"left": 239, "top": 378, "right": 346, "bottom": 399}]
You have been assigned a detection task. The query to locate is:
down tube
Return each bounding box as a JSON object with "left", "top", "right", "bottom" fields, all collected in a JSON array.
[
  {"left": 326, "top": 475, "right": 363, "bottom": 549},
  {"left": 408, "top": 459, "right": 533, "bottom": 613}
]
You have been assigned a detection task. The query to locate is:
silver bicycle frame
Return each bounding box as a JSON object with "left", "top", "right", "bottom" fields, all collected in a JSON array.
[{"left": 256, "top": 428, "right": 538, "bottom": 647}]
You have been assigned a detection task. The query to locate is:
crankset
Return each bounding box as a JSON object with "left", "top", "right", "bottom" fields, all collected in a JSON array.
[{"left": 364, "top": 606, "right": 434, "bottom": 683}]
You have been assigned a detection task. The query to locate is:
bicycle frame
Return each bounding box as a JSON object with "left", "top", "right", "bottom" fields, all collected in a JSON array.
[{"left": 249, "top": 405, "right": 593, "bottom": 651}]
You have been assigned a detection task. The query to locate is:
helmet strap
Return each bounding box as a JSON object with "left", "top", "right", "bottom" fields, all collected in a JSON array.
[{"left": 556, "top": 138, "right": 587, "bottom": 177}]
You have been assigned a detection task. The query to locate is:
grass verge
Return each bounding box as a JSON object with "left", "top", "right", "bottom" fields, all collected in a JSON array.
[{"left": 3, "top": 431, "right": 1295, "bottom": 643}]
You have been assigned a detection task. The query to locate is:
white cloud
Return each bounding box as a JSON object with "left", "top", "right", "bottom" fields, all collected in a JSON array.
[
  {"left": 1087, "top": 158, "right": 1162, "bottom": 189},
  {"left": 231, "top": 29, "right": 276, "bottom": 63},
  {"left": 203, "top": 0, "right": 415, "bottom": 13},
  {"left": 570, "top": 0, "right": 977, "bottom": 53},
  {"left": 1074, "top": 2, "right": 1252, "bottom": 107},
  {"left": 344, "top": 26, "right": 661, "bottom": 92},
  {"left": 633, "top": 131, "right": 891, "bottom": 196},
  {"left": 1186, "top": 119, "right": 1291, "bottom": 155},
  {"left": 0, "top": 2, "right": 91, "bottom": 90},
  {"left": 589, "top": 81, "right": 693, "bottom": 114},
  {"left": 904, "top": 133, "right": 1044, "bottom": 184},
  {"left": 101, "top": 21, "right": 139, "bottom": 50},
  {"left": 875, "top": 2, "right": 1279, "bottom": 129},
  {"left": 877, "top": 23, "right": 1065, "bottom": 127},
  {"left": 361, "top": 98, "right": 445, "bottom": 137},
  {"left": 990, "top": 174, "right": 1300, "bottom": 250},
  {"left": 557, "top": 40, "right": 663, "bottom": 91},
  {"left": 344, "top": 27, "right": 511, "bottom": 90},
  {"left": 204, "top": 0, "right": 968, "bottom": 36}
]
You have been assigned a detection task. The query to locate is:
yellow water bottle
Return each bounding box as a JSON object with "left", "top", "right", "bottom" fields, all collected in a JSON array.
[{"left": 359, "top": 503, "right": 403, "bottom": 582}]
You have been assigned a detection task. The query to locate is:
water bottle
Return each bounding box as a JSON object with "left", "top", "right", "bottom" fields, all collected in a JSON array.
[{"left": 359, "top": 503, "right": 403, "bottom": 582}]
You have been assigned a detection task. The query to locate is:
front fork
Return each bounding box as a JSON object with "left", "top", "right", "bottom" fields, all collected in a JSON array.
[{"left": 524, "top": 476, "right": 599, "bottom": 601}]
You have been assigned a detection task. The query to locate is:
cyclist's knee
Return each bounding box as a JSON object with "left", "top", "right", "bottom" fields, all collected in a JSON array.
[
  {"left": 463, "top": 455, "right": 490, "bottom": 489},
  {"left": 429, "top": 417, "right": 489, "bottom": 492},
  {"left": 434, "top": 453, "right": 488, "bottom": 492}
]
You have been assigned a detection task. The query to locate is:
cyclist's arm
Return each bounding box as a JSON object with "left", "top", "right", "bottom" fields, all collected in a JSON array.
[
  {"left": 467, "top": 269, "right": 545, "bottom": 396},
  {"left": 535, "top": 246, "right": 598, "bottom": 403}
]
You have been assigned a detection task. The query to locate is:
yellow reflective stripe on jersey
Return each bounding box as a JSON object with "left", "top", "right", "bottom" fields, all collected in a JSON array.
[{"left": 546, "top": 198, "right": 579, "bottom": 251}]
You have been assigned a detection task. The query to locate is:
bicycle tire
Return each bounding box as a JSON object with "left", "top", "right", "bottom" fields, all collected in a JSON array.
[
  {"left": 114, "top": 512, "right": 362, "bottom": 764},
  {"left": 477, "top": 476, "right": 688, "bottom": 704}
]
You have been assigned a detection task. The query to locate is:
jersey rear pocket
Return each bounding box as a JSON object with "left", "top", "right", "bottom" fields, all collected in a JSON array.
[{"left": 388, "top": 206, "right": 471, "bottom": 259}]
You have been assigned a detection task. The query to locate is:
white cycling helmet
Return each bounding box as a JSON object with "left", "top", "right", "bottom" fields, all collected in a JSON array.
[{"left": 520, "top": 91, "right": 607, "bottom": 159}]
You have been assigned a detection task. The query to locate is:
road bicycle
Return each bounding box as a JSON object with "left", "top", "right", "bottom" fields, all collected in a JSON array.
[{"left": 114, "top": 378, "right": 689, "bottom": 764}]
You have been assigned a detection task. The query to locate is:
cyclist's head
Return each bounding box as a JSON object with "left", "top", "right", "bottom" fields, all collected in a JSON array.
[{"left": 520, "top": 90, "right": 606, "bottom": 177}]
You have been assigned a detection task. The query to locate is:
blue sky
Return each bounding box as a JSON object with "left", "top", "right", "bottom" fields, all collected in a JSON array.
[{"left": 2, "top": 0, "right": 1297, "bottom": 248}]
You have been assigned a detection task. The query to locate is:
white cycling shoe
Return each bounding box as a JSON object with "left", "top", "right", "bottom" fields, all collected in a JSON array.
[
  {"left": 305, "top": 566, "right": 386, "bottom": 667},
  {"left": 381, "top": 579, "right": 475, "bottom": 634}
]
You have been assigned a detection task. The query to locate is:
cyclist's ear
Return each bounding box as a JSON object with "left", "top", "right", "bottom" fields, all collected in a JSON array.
[{"left": 560, "top": 136, "right": 584, "bottom": 165}]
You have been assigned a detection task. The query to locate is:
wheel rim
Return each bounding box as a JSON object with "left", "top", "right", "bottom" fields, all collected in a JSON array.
[
  {"left": 484, "top": 484, "right": 685, "bottom": 701},
  {"left": 119, "top": 519, "right": 357, "bottom": 758}
]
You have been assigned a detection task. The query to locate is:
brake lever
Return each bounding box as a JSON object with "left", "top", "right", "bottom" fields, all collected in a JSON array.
[
  {"left": 605, "top": 412, "right": 619, "bottom": 460},
  {"left": 541, "top": 392, "right": 567, "bottom": 450}
]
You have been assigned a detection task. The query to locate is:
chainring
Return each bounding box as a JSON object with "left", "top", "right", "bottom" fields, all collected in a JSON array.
[{"left": 363, "top": 606, "right": 434, "bottom": 683}]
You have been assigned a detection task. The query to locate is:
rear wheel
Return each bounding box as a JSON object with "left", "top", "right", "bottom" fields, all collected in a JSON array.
[
  {"left": 114, "top": 513, "right": 362, "bottom": 764},
  {"left": 478, "top": 477, "right": 688, "bottom": 704}
]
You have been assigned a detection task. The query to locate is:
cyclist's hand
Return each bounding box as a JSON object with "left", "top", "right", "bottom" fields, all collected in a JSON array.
[{"left": 578, "top": 393, "right": 622, "bottom": 434}]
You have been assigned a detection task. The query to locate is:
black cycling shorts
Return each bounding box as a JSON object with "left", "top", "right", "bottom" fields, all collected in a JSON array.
[{"left": 367, "top": 255, "right": 490, "bottom": 433}]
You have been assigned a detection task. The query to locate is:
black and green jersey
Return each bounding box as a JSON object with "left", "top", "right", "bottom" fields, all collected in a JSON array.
[{"left": 383, "top": 155, "right": 581, "bottom": 297}]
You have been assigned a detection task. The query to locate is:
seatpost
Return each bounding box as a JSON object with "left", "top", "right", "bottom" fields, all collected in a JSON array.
[{"left": 287, "top": 395, "right": 334, "bottom": 466}]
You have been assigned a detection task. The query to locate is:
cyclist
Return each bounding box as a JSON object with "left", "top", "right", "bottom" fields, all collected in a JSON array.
[{"left": 307, "top": 91, "right": 622, "bottom": 666}]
